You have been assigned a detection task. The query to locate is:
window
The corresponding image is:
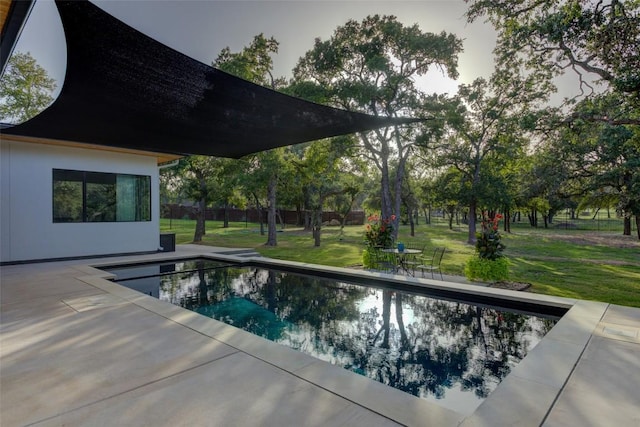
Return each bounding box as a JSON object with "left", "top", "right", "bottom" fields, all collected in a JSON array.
[{"left": 53, "top": 169, "right": 151, "bottom": 222}]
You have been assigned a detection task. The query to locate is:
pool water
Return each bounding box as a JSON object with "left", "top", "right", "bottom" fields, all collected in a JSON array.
[
  {"left": 105, "top": 261, "right": 558, "bottom": 415},
  {"left": 103, "top": 258, "right": 231, "bottom": 297}
]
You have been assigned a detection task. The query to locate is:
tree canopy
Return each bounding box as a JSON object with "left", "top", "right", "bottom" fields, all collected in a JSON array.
[
  {"left": 466, "top": 0, "right": 640, "bottom": 97},
  {"left": 294, "top": 15, "right": 463, "bottom": 239},
  {"left": 0, "top": 52, "right": 56, "bottom": 123}
]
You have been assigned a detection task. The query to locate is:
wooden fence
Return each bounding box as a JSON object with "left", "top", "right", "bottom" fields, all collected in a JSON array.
[{"left": 161, "top": 204, "right": 365, "bottom": 226}]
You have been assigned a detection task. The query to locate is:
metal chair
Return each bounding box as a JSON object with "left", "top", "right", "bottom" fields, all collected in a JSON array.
[
  {"left": 403, "top": 242, "right": 426, "bottom": 274},
  {"left": 417, "top": 247, "right": 445, "bottom": 280},
  {"left": 370, "top": 248, "right": 397, "bottom": 273}
]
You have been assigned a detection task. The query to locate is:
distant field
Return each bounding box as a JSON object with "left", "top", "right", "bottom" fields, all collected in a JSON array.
[{"left": 160, "top": 217, "right": 640, "bottom": 308}]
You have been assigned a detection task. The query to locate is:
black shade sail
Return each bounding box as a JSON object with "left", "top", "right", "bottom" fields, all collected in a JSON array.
[{"left": 2, "top": 0, "right": 421, "bottom": 158}]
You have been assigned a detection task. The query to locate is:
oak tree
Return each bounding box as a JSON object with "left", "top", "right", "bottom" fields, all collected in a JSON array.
[{"left": 0, "top": 52, "right": 56, "bottom": 122}]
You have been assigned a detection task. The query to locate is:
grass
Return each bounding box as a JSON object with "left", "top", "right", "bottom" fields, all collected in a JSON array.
[{"left": 161, "top": 218, "right": 640, "bottom": 308}]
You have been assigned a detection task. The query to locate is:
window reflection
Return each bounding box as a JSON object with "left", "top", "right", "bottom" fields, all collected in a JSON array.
[{"left": 52, "top": 169, "right": 150, "bottom": 222}]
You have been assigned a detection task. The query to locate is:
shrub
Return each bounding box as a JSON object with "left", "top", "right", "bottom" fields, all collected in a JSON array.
[
  {"left": 466, "top": 212, "right": 509, "bottom": 282},
  {"left": 464, "top": 256, "right": 509, "bottom": 282},
  {"left": 362, "top": 247, "right": 375, "bottom": 269}
]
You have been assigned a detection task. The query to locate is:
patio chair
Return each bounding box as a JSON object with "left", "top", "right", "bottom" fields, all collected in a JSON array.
[
  {"left": 403, "top": 242, "right": 426, "bottom": 274},
  {"left": 370, "top": 249, "right": 397, "bottom": 274},
  {"left": 417, "top": 247, "right": 445, "bottom": 280}
]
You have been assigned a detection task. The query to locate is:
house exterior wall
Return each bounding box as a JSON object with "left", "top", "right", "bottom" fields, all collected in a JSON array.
[{"left": 0, "top": 140, "right": 160, "bottom": 262}]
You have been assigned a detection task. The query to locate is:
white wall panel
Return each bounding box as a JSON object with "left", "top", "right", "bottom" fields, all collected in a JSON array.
[{"left": 0, "top": 141, "right": 161, "bottom": 262}]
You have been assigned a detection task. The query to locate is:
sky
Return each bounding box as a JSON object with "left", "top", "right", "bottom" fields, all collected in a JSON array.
[
  {"left": 12, "top": 0, "right": 580, "bottom": 103},
  {"left": 13, "top": 0, "right": 499, "bottom": 99}
]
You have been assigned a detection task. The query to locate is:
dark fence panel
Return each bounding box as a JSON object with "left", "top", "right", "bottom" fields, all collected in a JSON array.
[{"left": 161, "top": 204, "right": 365, "bottom": 225}]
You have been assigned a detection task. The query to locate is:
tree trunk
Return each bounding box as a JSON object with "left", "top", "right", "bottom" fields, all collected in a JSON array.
[
  {"left": 303, "top": 193, "right": 313, "bottom": 231},
  {"left": 223, "top": 202, "right": 229, "bottom": 228},
  {"left": 312, "top": 207, "right": 323, "bottom": 247},
  {"left": 276, "top": 209, "right": 285, "bottom": 229},
  {"left": 504, "top": 208, "right": 511, "bottom": 233},
  {"left": 468, "top": 198, "right": 477, "bottom": 244},
  {"left": 623, "top": 216, "right": 631, "bottom": 236},
  {"left": 403, "top": 200, "right": 415, "bottom": 237},
  {"left": 635, "top": 215, "right": 640, "bottom": 240},
  {"left": 393, "top": 142, "right": 409, "bottom": 241},
  {"left": 448, "top": 210, "right": 454, "bottom": 230},
  {"left": 193, "top": 197, "right": 206, "bottom": 242},
  {"left": 340, "top": 214, "right": 348, "bottom": 238},
  {"left": 304, "top": 210, "right": 312, "bottom": 231},
  {"left": 380, "top": 161, "right": 393, "bottom": 224},
  {"left": 266, "top": 176, "right": 277, "bottom": 246},
  {"left": 295, "top": 204, "right": 304, "bottom": 227},
  {"left": 409, "top": 210, "right": 415, "bottom": 236},
  {"left": 192, "top": 174, "right": 208, "bottom": 242},
  {"left": 253, "top": 193, "right": 264, "bottom": 236}
]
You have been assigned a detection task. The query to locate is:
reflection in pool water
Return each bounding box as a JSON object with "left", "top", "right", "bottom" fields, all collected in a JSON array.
[{"left": 115, "top": 262, "right": 557, "bottom": 415}]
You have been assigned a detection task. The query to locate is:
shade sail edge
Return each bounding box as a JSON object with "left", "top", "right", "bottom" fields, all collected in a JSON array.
[{"left": 2, "top": 0, "right": 425, "bottom": 158}]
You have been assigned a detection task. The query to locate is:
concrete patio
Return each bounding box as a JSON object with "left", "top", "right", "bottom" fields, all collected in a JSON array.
[{"left": 1, "top": 245, "right": 639, "bottom": 426}]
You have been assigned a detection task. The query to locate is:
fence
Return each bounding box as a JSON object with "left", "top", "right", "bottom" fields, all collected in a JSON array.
[
  {"left": 161, "top": 204, "right": 365, "bottom": 226},
  {"left": 426, "top": 210, "right": 636, "bottom": 234}
]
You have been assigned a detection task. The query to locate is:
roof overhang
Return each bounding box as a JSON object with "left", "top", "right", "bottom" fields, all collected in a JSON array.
[
  {"left": 0, "top": 0, "right": 34, "bottom": 76},
  {"left": 1, "top": 0, "right": 423, "bottom": 159},
  {"left": 1, "top": 132, "right": 183, "bottom": 164}
]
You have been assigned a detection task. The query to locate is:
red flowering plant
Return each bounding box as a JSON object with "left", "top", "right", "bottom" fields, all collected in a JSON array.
[
  {"left": 364, "top": 214, "right": 396, "bottom": 248},
  {"left": 475, "top": 212, "right": 506, "bottom": 260}
]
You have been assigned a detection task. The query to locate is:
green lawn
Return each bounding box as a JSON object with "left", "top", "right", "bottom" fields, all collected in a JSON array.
[{"left": 161, "top": 218, "right": 640, "bottom": 308}]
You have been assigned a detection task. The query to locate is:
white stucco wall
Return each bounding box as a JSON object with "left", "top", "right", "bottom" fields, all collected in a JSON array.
[{"left": 0, "top": 140, "right": 161, "bottom": 262}]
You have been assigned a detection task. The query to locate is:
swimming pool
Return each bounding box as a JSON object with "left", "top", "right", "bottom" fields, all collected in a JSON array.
[{"left": 102, "top": 258, "right": 561, "bottom": 415}]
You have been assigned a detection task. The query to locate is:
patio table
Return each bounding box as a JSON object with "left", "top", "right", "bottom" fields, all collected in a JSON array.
[{"left": 382, "top": 248, "right": 421, "bottom": 275}]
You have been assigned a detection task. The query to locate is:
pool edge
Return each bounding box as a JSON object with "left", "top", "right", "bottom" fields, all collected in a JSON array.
[{"left": 83, "top": 252, "right": 602, "bottom": 427}]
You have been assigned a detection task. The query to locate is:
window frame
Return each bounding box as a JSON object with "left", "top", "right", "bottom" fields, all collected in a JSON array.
[{"left": 52, "top": 169, "right": 151, "bottom": 223}]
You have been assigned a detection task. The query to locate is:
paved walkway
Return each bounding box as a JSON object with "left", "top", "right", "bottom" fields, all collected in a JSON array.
[{"left": 1, "top": 247, "right": 639, "bottom": 426}]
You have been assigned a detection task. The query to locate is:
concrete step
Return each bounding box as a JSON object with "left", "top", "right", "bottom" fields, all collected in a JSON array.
[{"left": 218, "top": 249, "right": 261, "bottom": 258}]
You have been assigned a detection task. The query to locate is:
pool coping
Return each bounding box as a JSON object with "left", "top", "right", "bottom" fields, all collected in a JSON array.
[{"left": 80, "top": 252, "right": 608, "bottom": 427}]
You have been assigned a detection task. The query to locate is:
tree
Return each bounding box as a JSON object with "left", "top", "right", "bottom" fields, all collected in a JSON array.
[
  {"left": 179, "top": 156, "right": 217, "bottom": 242},
  {"left": 241, "top": 147, "right": 291, "bottom": 245},
  {"left": 208, "top": 158, "right": 246, "bottom": 228},
  {"left": 215, "top": 34, "right": 286, "bottom": 88},
  {"left": 293, "top": 15, "right": 462, "bottom": 241},
  {"left": 556, "top": 94, "right": 640, "bottom": 238},
  {"left": 466, "top": 0, "right": 640, "bottom": 102},
  {"left": 215, "top": 34, "right": 288, "bottom": 246},
  {"left": 326, "top": 177, "right": 362, "bottom": 237},
  {"left": 431, "top": 168, "right": 465, "bottom": 230},
  {"left": 295, "top": 136, "right": 359, "bottom": 247},
  {"left": 0, "top": 52, "right": 56, "bottom": 122},
  {"left": 427, "top": 70, "right": 550, "bottom": 243},
  {"left": 514, "top": 150, "right": 573, "bottom": 229},
  {"left": 465, "top": 0, "right": 640, "bottom": 236}
]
